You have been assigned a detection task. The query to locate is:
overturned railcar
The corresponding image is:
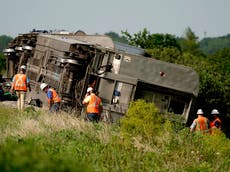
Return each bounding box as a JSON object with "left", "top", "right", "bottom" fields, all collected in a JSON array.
[{"left": 4, "top": 31, "right": 199, "bottom": 123}]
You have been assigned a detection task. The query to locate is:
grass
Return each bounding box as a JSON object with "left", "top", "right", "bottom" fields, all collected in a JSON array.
[{"left": 0, "top": 103, "right": 229, "bottom": 172}]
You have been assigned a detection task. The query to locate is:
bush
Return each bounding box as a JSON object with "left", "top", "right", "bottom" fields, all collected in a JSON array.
[{"left": 120, "top": 99, "right": 163, "bottom": 141}]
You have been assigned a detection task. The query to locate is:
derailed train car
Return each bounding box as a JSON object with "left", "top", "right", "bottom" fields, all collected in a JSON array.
[{"left": 3, "top": 30, "right": 199, "bottom": 123}]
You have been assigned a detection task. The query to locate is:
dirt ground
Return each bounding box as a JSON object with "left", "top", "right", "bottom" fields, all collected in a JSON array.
[
  {"left": 0, "top": 100, "right": 18, "bottom": 108},
  {"left": 0, "top": 93, "right": 45, "bottom": 110}
]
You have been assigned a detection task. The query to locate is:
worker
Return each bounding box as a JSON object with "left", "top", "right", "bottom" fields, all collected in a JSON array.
[
  {"left": 190, "top": 109, "right": 210, "bottom": 134},
  {"left": 210, "top": 109, "right": 222, "bottom": 134},
  {"left": 82, "top": 87, "right": 103, "bottom": 122},
  {"left": 40, "top": 83, "right": 61, "bottom": 112},
  {"left": 10, "top": 65, "right": 31, "bottom": 111}
]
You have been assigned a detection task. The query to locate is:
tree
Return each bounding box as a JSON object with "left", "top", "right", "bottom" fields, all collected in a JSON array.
[
  {"left": 199, "top": 34, "right": 230, "bottom": 55},
  {"left": 0, "top": 54, "right": 6, "bottom": 73},
  {"left": 121, "top": 28, "right": 181, "bottom": 50},
  {"left": 0, "top": 35, "right": 12, "bottom": 74},
  {"left": 145, "top": 47, "right": 182, "bottom": 63},
  {"left": 0, "top": 35, "right": 13, "bottom": 53},
  {"left": 210, "top": 48, "right": 230, "bottom": 73},
  {"left": 178, "top": 27, "right": 204, "bottom": 56},
  {"left": 104, "top": 31, "right": 128, "bottom": 44},
  {"left": 121, "top": 28, "right": 151, "bottom": 48}
]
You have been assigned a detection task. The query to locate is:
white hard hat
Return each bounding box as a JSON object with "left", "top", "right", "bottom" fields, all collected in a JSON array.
[
  {"left": 197, "top": 109, "right": 204, "bottom": 115},
  {"left": 211, "top": 109, "right": 219, "bottom": 115},
  {"left": 20, "top": 65, "right": 26, "bottom": 70},
  {"left": 87, "top": 87, "right": 93, "bottom": 93},
  {"left": 40, "top": 83, "right": 48, "bottom": 91}
]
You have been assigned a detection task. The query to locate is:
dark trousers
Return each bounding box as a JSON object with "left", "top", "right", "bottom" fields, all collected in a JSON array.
[
  {"left": 87, "top": 113, "right": 100, "bottom": 122},
  {"left": 50, "top": 102, "right": 60, "bottom": 113}
]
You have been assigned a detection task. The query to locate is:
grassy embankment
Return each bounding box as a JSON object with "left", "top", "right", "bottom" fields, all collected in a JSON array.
[{"left": 0, "top": 100, "right": 229, "bottom": 172}]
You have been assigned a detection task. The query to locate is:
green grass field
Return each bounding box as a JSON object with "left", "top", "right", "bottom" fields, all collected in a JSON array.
[{"left": 0, "top": 101, "right": 229, "bottom": 172}]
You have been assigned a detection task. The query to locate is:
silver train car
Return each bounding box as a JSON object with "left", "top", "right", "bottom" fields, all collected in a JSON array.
[{"left": 4, "top": 30, "right": 199, "bottom": 123}]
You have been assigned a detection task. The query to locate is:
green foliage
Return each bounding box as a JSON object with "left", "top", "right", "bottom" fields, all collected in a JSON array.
[
  {"left": 0, "top": 54, "right": 6, "bottom": 73},
  {"left": 145, "top": 47, "right": 182, "bottom": 63},
  {"left": 172, "top": 130, "right": 230, "bottom": 172},
  {"left": 151, "top": 33, "right": 181, "bottom": 50},
  {"left": 178, "top": 27, "right": 204, "bottom": 56},
  {"left": 0, "top": 35, "right": 13, "bottom": 73},
  {"left": 121, "top": 28, "right": 151, "bottom": 48},
  {"left": 199, "top": 34, "right": 230, "bottom": 55},
  {"left": 0, "top": 136, "right": 91, "bottom": 172},
  {"left": 0, "top": 105, "right": 229, "bottom": 171},
  {"left": 121, "top": 28, "right": 181, "bottom": 50},
  {"left": 120, "top": 99, "right": 163, "bottom": 140},
  {"left": 104, "top": 31, "right": 128, "bottom": 44},
  {"left": 0, "top": 105, "right": 19, "bottom": 132},
  {"left": 0, "top": 35, "right": 13, "bottom": 53},
  {"left": 210, "top": 48, "right": 230, "bottom": 73}
]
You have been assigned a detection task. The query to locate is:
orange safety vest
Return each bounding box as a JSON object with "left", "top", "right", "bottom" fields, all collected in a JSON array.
[
  {"left": 13, "top": 74, "right": 27, "bottom": 91},
  {"left": 194, "top": 115, "right": 209, "bottom": 133},
  {"left": 210, "top": 117, "right": 222, "bottom": 135},
  {"left": 210, "top": 117, "right": 221, "bottom": 129},
  {"left": 87, "top": 93, "right": 101, "bottom": 114},
  {"left": 47, "top": 88, "right": 61, "bottom": 103}
]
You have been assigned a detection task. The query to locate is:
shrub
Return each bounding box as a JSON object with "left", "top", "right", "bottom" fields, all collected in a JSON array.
[{"left": 120, "top": 99, "right": 163, "bottom": 141}]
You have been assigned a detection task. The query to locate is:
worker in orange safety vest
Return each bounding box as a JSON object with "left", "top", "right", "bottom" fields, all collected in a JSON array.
[
  {"left": 40, "top": 83, "right": 61, "bottom": 112},
  {"left": 82, "top": 87, "right": 103, "bottom": 122},
  {"left": 10, "top": 65, "right": 31, "bottom": 111},
  {"left": 210, "top": 109, "right": 222, "bottom": 135},
  {"left": 190, "top": 109, "right": 210, "bottom": 134}
]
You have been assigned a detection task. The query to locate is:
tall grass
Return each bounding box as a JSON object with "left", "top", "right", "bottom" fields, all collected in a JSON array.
[{"left": 0, "top": 102, "right": 229, "bottom": 172}]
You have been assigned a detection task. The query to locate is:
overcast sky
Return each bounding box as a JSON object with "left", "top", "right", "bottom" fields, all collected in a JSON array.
[{"left": 1, "top": 0, "right": 229, "bottom": 39}]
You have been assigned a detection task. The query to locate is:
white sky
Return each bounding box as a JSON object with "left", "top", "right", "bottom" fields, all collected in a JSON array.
[{"left": 1, "top": 0, "right": 230, "bottom": 39}]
